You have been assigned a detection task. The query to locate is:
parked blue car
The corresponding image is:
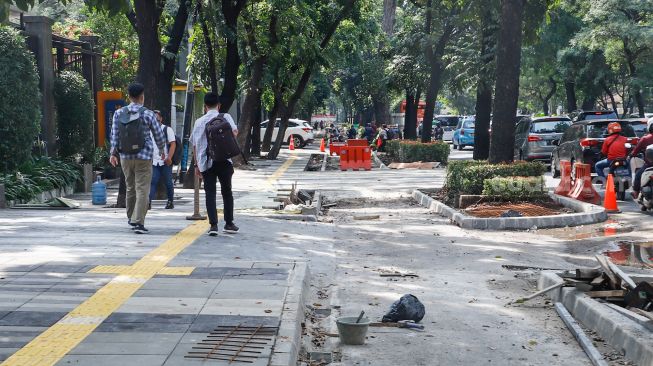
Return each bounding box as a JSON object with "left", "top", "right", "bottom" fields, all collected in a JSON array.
[{"left": 452, "top": 117, "right": 475, "bottom": 150}]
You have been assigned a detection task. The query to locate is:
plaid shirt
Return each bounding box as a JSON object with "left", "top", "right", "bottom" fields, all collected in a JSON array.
[{"left": 110, "top": 103, "right": 166, "bottom": 161}]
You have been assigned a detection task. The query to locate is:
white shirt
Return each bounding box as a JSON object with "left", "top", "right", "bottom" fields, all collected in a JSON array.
[
  {"left": 152, "top": 125, "right": 176, "bottom": 166},
  {"left": 190, "top": 109, "right": 238, "bottom": 172}
]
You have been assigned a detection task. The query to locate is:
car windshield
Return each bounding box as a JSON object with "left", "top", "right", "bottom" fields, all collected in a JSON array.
[
  {"left": 583, "top": 112, "right": 618, "bottom": 120},
  {"left": 631, "top": 123, "right": 648, "bottom": 137},
  {"left": 463, "top": 121, "right": 475, "bottom": 129},
  {"left": 587, "top": 122, "right": 636, "bottom": 138},
  {"left": 435, "top": 117, "right": 459, "bottom": 127},
  {"left": 531, "top": 120, "right": 571, "bottom": 134}
]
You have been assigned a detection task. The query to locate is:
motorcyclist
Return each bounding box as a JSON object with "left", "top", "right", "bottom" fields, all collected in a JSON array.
[
  {"left": 433, "top": 122, "right": 444, "bottom": 141},
  {"left": 631, "top": 119, "right": 653, "bottom": 198},
  {"left": 595, "top": 122, "right": 628, "bottom": 179}
]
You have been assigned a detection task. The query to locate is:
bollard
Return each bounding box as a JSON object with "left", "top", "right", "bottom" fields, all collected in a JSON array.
[
  {"left": 554, "top": 160, "right": 573, "bottom": 196},
  {"left": 186, "top": 174, "right": 207, "bottom": 221},
  {"left": 569, "top": 163, "right": 601, "bottom": 205}
]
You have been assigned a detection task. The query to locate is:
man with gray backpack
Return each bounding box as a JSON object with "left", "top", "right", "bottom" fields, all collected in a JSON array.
[
  {"left": 190, "top": 92, "right": 240, "bottom": 237},
  {"left": 110, "top": 82, "right": 166, "bottom": 234}
]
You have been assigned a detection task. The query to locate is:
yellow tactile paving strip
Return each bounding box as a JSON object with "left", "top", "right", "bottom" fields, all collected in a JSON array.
[
  {"left": 0, "top": 221, "right": 207, "bottom": 366},
  {"left": 266, "top": 155, "right": 297, "bottom": 185},
  {"left": 1, "top": 158, "right": 293, "bottom": 366}
]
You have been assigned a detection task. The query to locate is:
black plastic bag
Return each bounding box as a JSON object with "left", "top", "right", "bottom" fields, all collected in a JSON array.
[{"left": 382, "top": 294, "right": 425, "bottom": 323}]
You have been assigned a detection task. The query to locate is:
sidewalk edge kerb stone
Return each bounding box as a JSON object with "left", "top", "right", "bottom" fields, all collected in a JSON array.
[
  {"left": 412, "top": 189, "right": 607, "bottom": 230},
  {"left": 538, "top": 271, "right": 653, "bottom": 366},
  {"left": 269, "top": 262, "right": 310, "bottom": 366}
]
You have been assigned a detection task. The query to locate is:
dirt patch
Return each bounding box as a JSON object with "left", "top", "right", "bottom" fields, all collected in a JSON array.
[
  {"left": 305, "top": 154, "right": 325, "bottom": 171},
  {"left": 465, "top": 200, "right": 570, "bottom": 218},
  {"left": 325, "top": 156, "right": 340, "bottom": 171}
]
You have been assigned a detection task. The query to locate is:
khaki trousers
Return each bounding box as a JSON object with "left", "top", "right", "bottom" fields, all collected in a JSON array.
[{"left": 122, "top": 159, "right": 153, "bottom": 225}]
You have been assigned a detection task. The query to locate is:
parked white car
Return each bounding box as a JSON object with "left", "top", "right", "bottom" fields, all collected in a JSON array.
[{"left": 260, "top": 119, "right": 315, "bottom": 148}]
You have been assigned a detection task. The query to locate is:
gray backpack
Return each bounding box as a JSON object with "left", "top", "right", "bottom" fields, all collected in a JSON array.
[{"left": 118, "top": 106, "right": 147, "bottom": 154}]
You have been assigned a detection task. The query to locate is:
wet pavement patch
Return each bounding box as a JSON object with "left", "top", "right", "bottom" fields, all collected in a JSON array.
[{"left": 604, "top": 241, "right": 653, "bottom": 268}]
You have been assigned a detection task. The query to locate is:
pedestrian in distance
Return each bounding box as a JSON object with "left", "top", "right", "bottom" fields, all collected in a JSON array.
[
  {"left": 110, "top": 82, "right": 166, "bottom": 234},
  {"left": 149, "top": 110, "right": 176, "bottom": 210},
  {"left": 190, "top": 92, "right": 240, "bottom": 237}
]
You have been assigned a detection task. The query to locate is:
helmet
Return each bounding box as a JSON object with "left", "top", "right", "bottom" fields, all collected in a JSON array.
[
  {"left": 607, "top": 122, "right": 622, "bottom": 135},
  {"left": 647, "top": 117, "right": 653, "bottom": 133},
  {"left": 646, "top": 145, "right": 653, "bottom": 164}
]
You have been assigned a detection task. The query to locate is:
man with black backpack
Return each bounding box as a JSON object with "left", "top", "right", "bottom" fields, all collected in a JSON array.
[
  {"left": 190, "top": 92, "right": 240, "bottom": 237},
  {"left": 110, "top": 82, "right": 166, "bottom": 234},
  {"left": 149, "top": 110, "right": 177, "bottom": 210}
]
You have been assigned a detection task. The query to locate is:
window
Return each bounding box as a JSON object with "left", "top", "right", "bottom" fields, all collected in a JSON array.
[
  {"left": 587, "top": 122, "right": 636, "bottom": 138},
  {"left": 531, "top": 120, "right": 571, "bottom": 134},
  {"left": 463, "top": 120, "right": 475, "bottom": 129}
]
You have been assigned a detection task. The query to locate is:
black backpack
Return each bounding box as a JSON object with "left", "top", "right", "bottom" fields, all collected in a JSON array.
[
  {"left": 118, "top": 106, "right": 147, "bottom": 154},
  {"left": 205, "top": 114, "right": 241, "bottom": 162},
  {"left": 167, "top": 126, "right": 183, "bottom": 165}
]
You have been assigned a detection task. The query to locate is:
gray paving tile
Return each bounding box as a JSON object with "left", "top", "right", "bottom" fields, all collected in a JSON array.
[
  {"left": 104, "top": 313, "right": 196, "bottom": 324},
  {"left": 188, "top": 315, "right": 279, "bottom": 333},
  {"left": 0, "top": 348, "right": 19, "bottom": 362},
  {"left": 95, "top": 322, "right": 191, "bottom": 333},
  {"left": 84, "top": 332, "right": 184, "bottom": 344},
  {"left": 55, "top": 354, "right": 169, "bottom": 366},
  {"left": 0, "top": 311, "right": 67, "bottom": 327},
  {"left": 70, "top": 340, "right": 179, "bottom": 355}
]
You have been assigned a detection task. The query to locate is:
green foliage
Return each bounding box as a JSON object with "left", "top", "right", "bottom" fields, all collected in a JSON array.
[
  {"left": 0, "top": 157, "right": 80, "bottom": 202},
  {"left": 385, "top": 140, "right": 450, "bottom": 163},
  {"left": 0, "top": 26, "right": 41, "bottom": 172},
  {"left": 54, "top": 71, "right": 95, "bottom": 162},
  {"left": 482, "top": 176, "right": 547, "bottom": 200},
  {"left": 445, "top": 161, "right": 547, "bottom": 196}
]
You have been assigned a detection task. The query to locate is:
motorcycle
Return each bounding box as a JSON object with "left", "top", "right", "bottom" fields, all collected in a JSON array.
[
  {"left": 609, "top": 158, "right": 631, "bottom": 201},
  {"left": 637, "top": 166, "right": 653, "bottom": 211}
]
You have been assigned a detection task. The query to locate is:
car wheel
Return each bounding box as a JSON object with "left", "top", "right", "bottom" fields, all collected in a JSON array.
[
  {"left": 551, "top": 158, "right": 560, "bottom": 178},
  {"left": 518, "top": 150, "right": 524, "bottom": 161},
  {"left": 289, "top": 135, "right": 304, "bottom": 148}
]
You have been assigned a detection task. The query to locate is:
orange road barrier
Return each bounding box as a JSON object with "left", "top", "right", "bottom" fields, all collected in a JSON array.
[
  {"left": 329, "top": 142, "right": 347, "bottom": 156},
  {"left": 568, "top": 163, "right": 601, "bottom": 205},
  {"left": 340, "top": 146, "right": 372, "bottom": 171},
  {"left": 554, "top": 160, "right": 573, "bottom": 196}
]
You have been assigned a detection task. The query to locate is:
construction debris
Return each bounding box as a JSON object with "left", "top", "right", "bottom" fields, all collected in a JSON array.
[{"left": 353, "top": 215, "right": 380, "bottom": 221}]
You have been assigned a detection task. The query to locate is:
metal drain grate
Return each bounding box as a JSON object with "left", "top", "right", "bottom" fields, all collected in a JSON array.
[{"left": 185, "top": 324, "right": 278, "bottom": 363}]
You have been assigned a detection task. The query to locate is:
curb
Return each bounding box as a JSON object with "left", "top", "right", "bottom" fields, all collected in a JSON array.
[
  {"left": 412, "top": 189, "right": 607, "bottom": 230},
  {"left": 538, "top": 271, "right": 653, "bottom": 366},
  {"left": 270, "top": 262, "right": 311, "bottom": 366}
]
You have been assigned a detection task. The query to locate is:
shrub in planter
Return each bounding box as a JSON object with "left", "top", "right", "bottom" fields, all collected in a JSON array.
[
  {"left": 55, "top": 71, "right": 95, "bottom": 162},
  {"left": 482, "top": 176, "right": 547, "bottom": 200},
  {"left": 0, "top": 26, "right": 41, "bottom": 172},
  {"left": 446, "top": 161, "right": 547, "bottom": 196},
  {"left": 384, "top": 140, "right": 450, "bottom": 163},
  {"left": 0, "top": 157, "right": 81, "bottom": 202}
]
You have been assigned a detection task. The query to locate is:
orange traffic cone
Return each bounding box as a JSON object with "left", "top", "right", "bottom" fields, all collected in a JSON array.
[
  {"left": 320, "top": 138, "right": 326, "bottom": 152},
  {"left": 289, "top": 135, "right": 295, "bottom": 150},
  {"left": 603, "top": 174, "right": 620, "bottom": 213}
]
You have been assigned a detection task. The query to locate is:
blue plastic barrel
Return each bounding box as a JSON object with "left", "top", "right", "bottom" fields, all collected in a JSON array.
[{"left": 92, "top": 176, "right": 107, "bottom": 205}]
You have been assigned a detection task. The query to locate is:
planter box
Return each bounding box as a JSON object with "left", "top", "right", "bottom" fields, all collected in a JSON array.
[
  {"left": 6, "top": 184, "right": 75, "bottom": 208},
  {"left": 413, "top": 189, "right": 607, "bottom": 230}
]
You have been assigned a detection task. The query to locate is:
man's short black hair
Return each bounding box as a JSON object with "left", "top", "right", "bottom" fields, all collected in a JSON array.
[
  {"left": 128, "top": 82, "right": 145, "bottom": 99},
  {"left": 204, "top": 92, "right": 220, "bottom": 108}
]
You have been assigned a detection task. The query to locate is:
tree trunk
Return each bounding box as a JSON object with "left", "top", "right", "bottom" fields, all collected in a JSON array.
[
  {"left": 565, "top": 80, "right": 577, "bottom": 113},
  {"left": 543, "top": 76, "right": 557, "bottom": 115},
  {"left": 373, "top": 97, "right": 391, "bottom": 127},
  {"left": 489, "top": 0, "right": 524, "bottom": 164},
  {"left": 267, "top": 0, "right": 356, "bottom": 159},
  {"left": 382, "top": 0, "right": 397, "bottom": 36},
  {"left": 251, "top": 98, "right": 262, "bottom": 156},
  {"left": 600, "top": 80, "right": 619, "bottom": 114},
  {"left": 421, "top": 28, "right": 453, "bottom": 143},
  {"left": 473, "top": 84, "right": 492, "bottom": 160},
  {"left": 133, "top": 1, "right": 162, "bottom": 110},
  {"left": 199, "top": 2, "right": 218, "bottom": 93},
  {"left": 404, "top": 90, "right": 417, "bottom": 139},
  {"left": 236, "top": 56, "right": 265, "bottom": 159},
  {"left": 473, "top": 5, "right": 497, "bottom": 161},
  {"left": 262, "top": 96, "right": 280, "bottom": 152},
  {"left": 581, "top": 98, "right": 595, "bottom": 111},
  {"left": 219, "top": 0, "right": 247, "bottom": 112}
]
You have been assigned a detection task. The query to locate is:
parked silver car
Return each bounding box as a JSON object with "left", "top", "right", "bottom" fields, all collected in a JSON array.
[{"left": 514, "top": 116, "right": 572, "bottom": 163}]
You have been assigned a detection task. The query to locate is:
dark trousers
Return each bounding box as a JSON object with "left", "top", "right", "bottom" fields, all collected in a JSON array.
[
  {"left": 149, "top": 164, "right": 174, "bottom": 202},
  {"left": 634, "top": 163, "right": 652, "bottom": 192},
  {"left": 201, "top": 161, "right": 234, "bottom": 226}
]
